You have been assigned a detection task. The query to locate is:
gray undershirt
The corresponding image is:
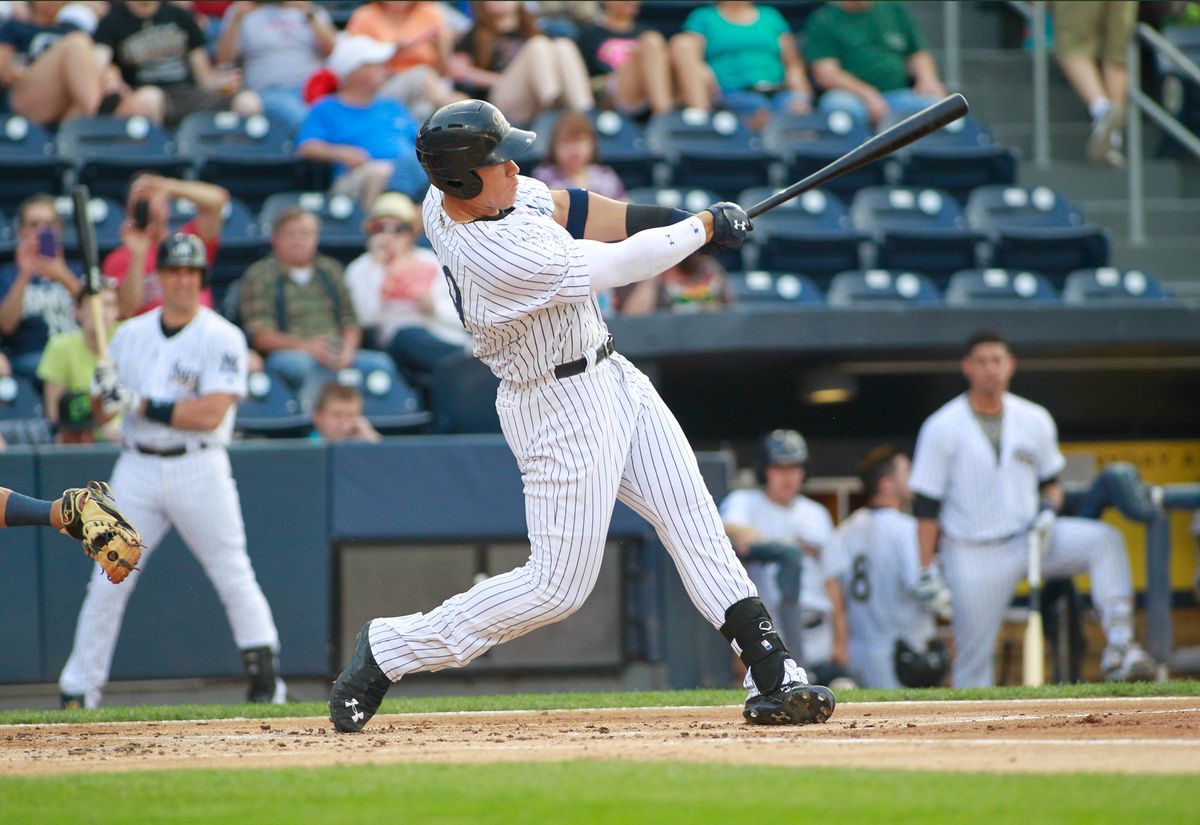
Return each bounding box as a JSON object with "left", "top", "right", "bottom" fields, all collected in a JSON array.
[{"left": 973, "top": 409, "right": 1003, "bottom": 458}]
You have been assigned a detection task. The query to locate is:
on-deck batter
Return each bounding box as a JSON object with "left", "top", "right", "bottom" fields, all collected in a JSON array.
[
  {"left": 329, "top": 99, "right": 836, "bottom": 731},
  {"left": 58, "top": 234, "right": 285, "bottom": 709}
]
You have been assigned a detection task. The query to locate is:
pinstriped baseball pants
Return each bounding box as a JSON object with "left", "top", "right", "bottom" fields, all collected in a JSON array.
[{"left": 370, "top": 353, "right": 756, "bottom": 680}]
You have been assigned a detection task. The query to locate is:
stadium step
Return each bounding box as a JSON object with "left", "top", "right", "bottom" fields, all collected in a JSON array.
[
  {"left": 1018, "top": 159, "right": 1187, "bottom": 200},
  {"left": 1083, "top": 197, "right": 1200, "bottom": 238},
  {"left": 1109, "top": 237, "right": 1199, "bottom": 289}
]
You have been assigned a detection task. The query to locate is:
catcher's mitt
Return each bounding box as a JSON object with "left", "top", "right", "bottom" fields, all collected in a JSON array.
[{"left": 60, "top": 481, "right": 142, "bottom": 583}]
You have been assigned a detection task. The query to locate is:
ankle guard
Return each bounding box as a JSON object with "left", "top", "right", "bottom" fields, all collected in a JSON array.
[{"left": 720, "top": 597, "right": 790, "bottom": 696}]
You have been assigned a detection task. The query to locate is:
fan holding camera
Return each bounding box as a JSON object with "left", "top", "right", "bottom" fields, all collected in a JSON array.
[{"left": 0, "top": 194, "right": 84, "bottom": 379}]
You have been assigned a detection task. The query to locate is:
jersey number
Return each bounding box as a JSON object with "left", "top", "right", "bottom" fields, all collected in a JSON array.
[
  {"left": 442, "top": 266, "right": 466, "bottom": 328},
  {"left": 850, "top": 554, "right": 870, "bottom": 602}
]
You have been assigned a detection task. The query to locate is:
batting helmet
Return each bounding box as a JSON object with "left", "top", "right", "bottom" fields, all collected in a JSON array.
[
  {"left": 158, "top": 232, "right": 208, "bottom": 286},
  {"left": 415, "top": 100, "right": 536, "bottom": 199},
  {"left": 755, "top": 429, "right": 809, "bottom": 484},
  {"left": 893, "top": 638, "right": 950, "bottom": 688}
]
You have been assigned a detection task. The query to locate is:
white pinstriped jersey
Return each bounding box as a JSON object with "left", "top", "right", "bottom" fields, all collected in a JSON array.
[
  {"left": 110, "top": 307, "right": 248, "bottom": 449},
  {"left": 719, "top": 489, "right": 842, "bottom": 613},
  {"left": 421, "top": 175, "right": 608, "bottom": 382},
  {"left": 836, "top": 507, "right": 934, "bottom": 651},
  {"left": 909, "top": 393, "right": 1065, "bottom": 543}
]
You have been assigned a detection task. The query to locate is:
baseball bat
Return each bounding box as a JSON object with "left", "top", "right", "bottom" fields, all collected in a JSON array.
[
  {"left": 1023, "top": 528, "right": 1046, "bottom": 687},
  {"left": 71, "top": 184, "right": 109, "bottom": 362},
  {"left": 745, "top": 93, "right": 970, "bottom": 219}
]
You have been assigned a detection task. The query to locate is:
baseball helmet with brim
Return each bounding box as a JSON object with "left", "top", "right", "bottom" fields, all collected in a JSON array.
[{"left": 416, "top": 100, "right": 536, "bottom": 200}]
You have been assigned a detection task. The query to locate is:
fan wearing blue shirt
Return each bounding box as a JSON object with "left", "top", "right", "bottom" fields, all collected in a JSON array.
[{"left": 297, "top": 35, "right": 426, "bottom": 207}]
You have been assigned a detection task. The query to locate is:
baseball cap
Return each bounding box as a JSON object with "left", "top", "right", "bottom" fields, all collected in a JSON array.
[
  {"left": 367, "top": 192, "right": 417, "bottom": 225},
  {"left": 57, "top": 392, "right": 97, "bottom": 433},
  {"left": 328, "top": 35, "right": 396, "bottom": 81}
]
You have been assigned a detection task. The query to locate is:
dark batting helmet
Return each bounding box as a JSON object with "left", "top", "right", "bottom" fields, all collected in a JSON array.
[
  {"left": 755, "top": 429, "right": 809, "bottom": 484},
  {"left": 893, "top": 638, "right": 950, "bottom": 688},
  {"left": 158, "top": 232, "right": 208, "bottom": 286},
  {"left": 415, "top": 100, "right": 536, "bottom": 200}
]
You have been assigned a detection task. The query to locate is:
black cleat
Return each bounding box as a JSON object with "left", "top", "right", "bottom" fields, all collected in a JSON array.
[
  {"left": 329, "top": 622, "right": 392, "bottom": 733},
  {"left": 60, "top": 694, "right": 85, "bottom": 710},
  {"left": 744, "top": 683, "right": 836, "bottom": 725}
]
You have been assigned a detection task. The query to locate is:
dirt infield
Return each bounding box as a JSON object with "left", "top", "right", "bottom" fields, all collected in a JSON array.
[{"left": 3, "top": 697, "right": 1197, "bottom": 777}]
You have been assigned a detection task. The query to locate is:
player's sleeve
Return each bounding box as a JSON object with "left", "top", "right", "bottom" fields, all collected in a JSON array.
[
  {"left": 909, "top": 416, "right": 951, "bottom": 500},
  {"left": 482, "top": 221, "right": 592, "bottom": 311},
  {"left": 1037, "top": 407, "right": 1066, "bottom": 481},
  {"left": 200, "top": 324, "right": 249, "bottom": 399}
]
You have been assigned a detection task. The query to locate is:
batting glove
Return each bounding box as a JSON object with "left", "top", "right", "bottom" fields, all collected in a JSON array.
[
  {"left": 91, "top": 360, "right": 118, "bottom": 397},
  {"left": 100, "top": 384, "right": 142, "bottom": 418},
  {"left": 702, "top": 202, "right": 752, "bottom": 253},
  {"left": 913, "top": 564, "right": 953, "bottom": 621}
]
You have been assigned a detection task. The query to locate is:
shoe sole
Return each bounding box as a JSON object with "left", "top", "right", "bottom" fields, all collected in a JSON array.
[
  {"left": 1087, "top": 108, "right": 1124, "bottom": 164},
  {"left": 744, "top": 685, "right": 837, "bottom": 725}
]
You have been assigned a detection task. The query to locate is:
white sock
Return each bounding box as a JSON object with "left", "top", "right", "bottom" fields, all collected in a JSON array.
[{"left": 1089, "top": 97, "right": 1112, "bottom": 122}]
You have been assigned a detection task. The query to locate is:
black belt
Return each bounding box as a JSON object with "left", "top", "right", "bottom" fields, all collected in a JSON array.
[
  {"left": 553, "top": 336, "right": 615, "bottom": 380},
  {"left": 134, "top": 443, "right": 208, "bottom": 458}
]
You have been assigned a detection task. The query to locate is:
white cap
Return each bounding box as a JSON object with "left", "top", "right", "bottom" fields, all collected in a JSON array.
[{"left": 328, "top": 35, "right": 396, "bottom": 81}]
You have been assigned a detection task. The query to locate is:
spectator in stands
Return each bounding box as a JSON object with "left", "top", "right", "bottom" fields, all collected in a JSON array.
[
  {"left": 0, "top": 194, "right": 83, "bottom": 378},
  {"left": 804, "top": 1, "right": 946, "bottom": 129},
  {"left": 93, "top": 0, "right": 262, "bottom": 128},
  {"left": 345, "top": 1, "right": 465, "bottom": 122},
  {"left": 532, "top": 112, "right": 627, "bottom": 200},
  {"left": 39, "top": 284, "right": 121, "bottom": 444},
  {"left": 618, "top": 253, "right": 733, "bottom": 314},
  {"left": 451, "top": 0, "right": 594, "bottom": 125},
  {"left": 215, "top": 0, "right": 337, "bottom": 129},
  {"left": 102, "top": 174, "right": 226, "bottom": 319},
  {"left": 311, "top": 382, "right": 381, "bottom": 444},
  {"left": 0, "top": 1, "right": 155, "bottom": 125},
  {"left": 576, "top": 1, "right": 674, "bottom": 116},
  {"left": 239, "top": 206, "right": 394, "bottom": 398},
  {"left": 345, "top": 193, "right": 468, "bottom": 377},
  {"left": 296, "top": 34, "right": 426, "bottom": 209},
  {"left": 670, "top": 1, "right": 812, "bottom": 121},
  {"left": 1054, "top": 1, "right": 1138, "bottom": 165}
]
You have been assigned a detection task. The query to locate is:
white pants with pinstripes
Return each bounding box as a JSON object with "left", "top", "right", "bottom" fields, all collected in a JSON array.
[
  {"left": 941, "top": 516, "right": 1136, "bottom": 688},
  {"left": 59, "top": 449, "right": 280, "bottom": 705},
  {"left": 370, "top": 353, "right": 756, "bottom": 680}
]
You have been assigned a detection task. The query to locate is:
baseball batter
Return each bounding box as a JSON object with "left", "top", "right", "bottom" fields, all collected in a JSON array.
[
  {"left": 330, "top": 100, "right": 836, "bottom": 732},
  {"left": 910, "top": 330, "right": 1157, "bottom": 687},
  {"left": 58, "top": 234, "right": 285, "bottom": 709},
  {"left": 837, "top": 447, "right": 949, "bottom": 689}
]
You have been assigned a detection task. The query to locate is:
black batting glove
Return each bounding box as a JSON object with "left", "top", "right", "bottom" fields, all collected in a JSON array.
[{"left": 700, "top": 202, "right": 752, "bottom": 255}]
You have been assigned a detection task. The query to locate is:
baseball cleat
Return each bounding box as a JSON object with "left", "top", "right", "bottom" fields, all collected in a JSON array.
[
  {"left": 1102, "top": 644, "right": 1158, "bottom": 683},
  {"left": 744, "top": 683, "right": 836, "bottom": 725},
  {"left": 329, "top": 621, "right": 392, "bottom": 733}
]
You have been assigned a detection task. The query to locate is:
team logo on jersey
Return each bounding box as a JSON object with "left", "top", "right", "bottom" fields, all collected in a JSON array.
[
  {"left": 219, "top": 353, "right": 239, "bottom": 375},
  {"left": 1013, "top": 448, "right": 1038, "bottom": 467},
  {"left": 170, "top": 361, "right": 200, "bottom": 392}
]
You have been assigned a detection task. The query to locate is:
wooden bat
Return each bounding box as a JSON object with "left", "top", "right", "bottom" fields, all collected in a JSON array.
[
  {"left": 1023, "top": 527, "right": 1046, "bottom": 687},
  {"left": 71, "top": 184, "right": 108, "bottom": 362},
  {"left": 746, "top": 93, "right": 971, "bottom": 219}
]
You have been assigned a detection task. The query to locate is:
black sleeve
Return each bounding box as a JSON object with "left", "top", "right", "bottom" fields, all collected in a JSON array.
[{"left": 913, "top": 494, "right": 941, "bottom": 520}]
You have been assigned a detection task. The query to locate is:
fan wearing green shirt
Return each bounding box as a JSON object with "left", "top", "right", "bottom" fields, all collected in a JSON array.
[{"left": 804, "top": 1, "right": 946, "bottom": 128}]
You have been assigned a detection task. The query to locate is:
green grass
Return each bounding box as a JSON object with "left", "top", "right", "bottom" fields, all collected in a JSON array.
[
  {"left": 4, "top": 679, "right": 1197, "bottom": 726},
  {"left": 0, "top": 762, "right": 1194, "bottom": 825}
]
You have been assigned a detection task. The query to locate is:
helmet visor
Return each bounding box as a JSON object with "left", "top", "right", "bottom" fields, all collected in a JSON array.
[{"left": 483, "top": 126, "right": 536, "bottom": 167}]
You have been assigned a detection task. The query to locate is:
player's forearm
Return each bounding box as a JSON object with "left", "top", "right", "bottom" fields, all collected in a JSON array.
[
  {"left": 917, "top": 517, "right": 940, "bottom": 568},
  {"left": 142, "top": 394, "right": 235, "bottom": 431},
  {"left": 580, "top": 216, "right": 707, "bottom": 293}
]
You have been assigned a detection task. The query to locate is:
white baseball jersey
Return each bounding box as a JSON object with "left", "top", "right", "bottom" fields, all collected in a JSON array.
[
  {"left": 110, "top": 307, "right": 248, "bottom": 450},
  {"left": 909, "top": 393, "right": 1064, "bottom": 543},
  {"left": 421, "top": 176, "right": 608, "bottom": 382}
]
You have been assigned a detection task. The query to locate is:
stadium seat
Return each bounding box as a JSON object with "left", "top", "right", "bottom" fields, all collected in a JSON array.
[
  {"left": 55, "top": 116, "right": 189, "bottom": 201},
  {"left": 259, "top": 192, "right": 365, "bottom": 266},
  {"left": 527, "top": 109, "right": 659, "bottom": 190},
  {"left": 826, "top": 269, "right": 941, "bottom": 307},
  {"left": 762, "top": 110, "right": 883, "bottom": 197},
  {"left": 738, "top": 187, "right": 863, "bottom": 279},
  {"left": 0, "top": 210, "right": 14, "bottom": 267},
  {"left": 235, "top": 371, "right": 311, "bottom": 436},
  {"left": 53, "top": 194, "right": 124, "bottom": 258},
  {"left": 1062, "top": 268, "right": 1171, "bottom": 303},
  {"left": 965, "top": 185, "right": 1109, "bottom": 281},
  {"left": 0, "top": 114, "right": 68, "bottom": 212},
  {"left": 945, "top": 269, "right": 1058, "bottom": 304},
  {"left": 332, "top": 364, "right": 433, "bottom": 433},
  {"left": 0, "top": 375, "right": 44, "bottom": 421},
  {"left": 896, "top": 114, "right": 1017, "bottom": 201},
  {"left": 850, "top": 186, "right": 983, "bottom": 278},
  {"left": 176, "top": 112, "right": 311, "bottom": 210},
  {"left": 645, "top": 109, "right": 771, "bottom": 198},
  {"left": 170, "top": 196, "right": 267, "bottom": 288},
  {"left": 428, "top": 355, "right": 502, "bottom": 434},
  {"left": 727, "top": 271, "right": 823, "bottom": 306}
]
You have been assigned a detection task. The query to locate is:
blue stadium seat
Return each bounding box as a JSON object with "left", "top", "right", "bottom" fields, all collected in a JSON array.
[
  {"left": 428, "top": 355, "right": 501, "bottom": 434},
  {"left": 0, "top": 114, "right": 68, "bottom": 212},
  {"left": 0, "top": 210, "right": 14, "bottom": 267},
  {"left": 762, "top": 111, "right": 883, "bottom": 197},
  {"left": 0, "top": 375, "right": 44, "bottom": 421},
  {"left": 728, "top": 271, "right": 823, "bottom": 306},
  {"left": 897, "top": 115, "right": 1017, "bottom": 201},
  {"left": 850, "top": 186, "right": 983, "bottom": 278},
  {"left": 945, "top": 268, "right": 1058, "bottom": 305},
  {"left": 177, "top": 113, "right": 311, "bottom": 210},
  {"left": 527, "top": 110, "right": 659, "bottom": 190},
  {"left": 826, "top": 269, "right": 941, "bottom": 307},
  {"left": 645, "top": 109, "right": 771, "bottom": 198},
  {"left": 965, "top": 185, "right": 1109, "bottom": 281},
  {"left": 55, "top": 116, "right": 190, "bottom": 201},
  {"left": 259, "top": 192, "right": 365, "bottom": 265},
  {"left": 235, "top": 371, "right": 310, "bottom": 436},
  {"left": 169, "top": 196, "right": 267, "bottom": 288},
  {"left": 316, "top": 0, "right": 360, "bottom": 27},
  {"left": 738, "top": 187, "right": 862, "bottom": 278},
  {"left": 1062, "top": 267, "right": 1170, "bottom": 303},
  {"left": 332, "top": 364, "right": 432, "bottom": 433},
  {"left": 53, "top": 194, "right": 124, "bottom": 258}
]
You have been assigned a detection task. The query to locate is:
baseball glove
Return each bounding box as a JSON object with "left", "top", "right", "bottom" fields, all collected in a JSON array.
[{"left": 60, "top": 481, "right": 142, "bottom": 583}]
